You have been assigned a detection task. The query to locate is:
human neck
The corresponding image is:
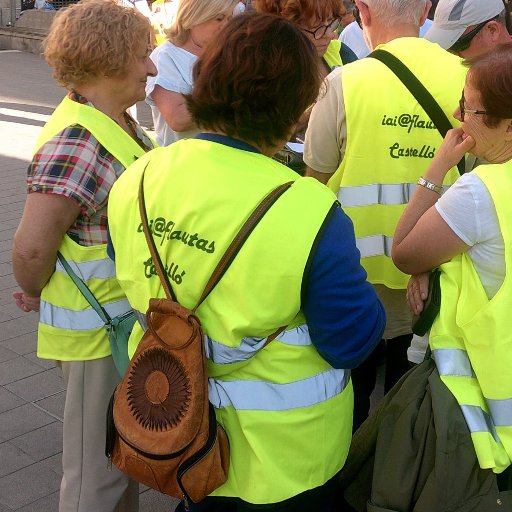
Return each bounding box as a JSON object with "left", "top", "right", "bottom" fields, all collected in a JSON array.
[
  {"left": 181, "top": 34, "right": 203, "bottom": 56},
  {"left": 483, "top": 142, "right": 512, "bottom": 165},
  {"left": 365, "top": 23, "right": 419, "bottom": 49},
  {"left": 74, "top": 82, "right": 130, "bottom": 125}
]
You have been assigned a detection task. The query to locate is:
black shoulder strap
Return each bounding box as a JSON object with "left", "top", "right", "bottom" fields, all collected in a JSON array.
[{"left": 369, "top": 48, "right": 465, "bottom": 176}]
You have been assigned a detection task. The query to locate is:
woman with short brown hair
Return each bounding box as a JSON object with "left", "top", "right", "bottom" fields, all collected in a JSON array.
[{"left": 108, "top": 11, "right": 384, "bottom": 512}]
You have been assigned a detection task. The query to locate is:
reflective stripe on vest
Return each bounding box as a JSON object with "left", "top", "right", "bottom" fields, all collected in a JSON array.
[
  {"left": 133, "top": 310, "right": 314, "bottom": 365},
  {"left": 461, "top": 405, "right": 500, "bottom": 442},
  {"left": 488, "top": 399, "right": 512, "bottom": 426},
  {"left": 209, "top": 367, "right": 350, "bottom": 411},
  {"left": 39, "top": 298, "right": 131, "bottom": 330},
  {"left": 55, "top": 256, "right": 116, "bottom": 281},
  {"left": 432, "top": 348, "right": 475, "bottom": 378},
  {"left": 434, "top": 348, "right": 512, "bottom": 439},
  {"left": 205, "top": 324, "right": 313, "bottom": 365},
  {"left": 356, "top": 234, "right": 393, "bottom": 258},
  {"left": 337, "top": 182, "right": 450, "bottom": 208}
]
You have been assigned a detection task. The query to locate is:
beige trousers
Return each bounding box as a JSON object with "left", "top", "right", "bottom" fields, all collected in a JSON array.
[{"left": 59, "top": 357, "right": 139, "bottom": 512}]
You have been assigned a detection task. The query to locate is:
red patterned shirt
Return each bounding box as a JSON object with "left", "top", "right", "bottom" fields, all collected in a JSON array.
[{"left": 27, "top": 91, "right": 153, "bottom": 246}]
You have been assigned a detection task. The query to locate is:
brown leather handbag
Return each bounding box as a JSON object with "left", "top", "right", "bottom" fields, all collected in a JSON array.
[{"left": 106, "top": 170, "right": 292, "bottom": 505}]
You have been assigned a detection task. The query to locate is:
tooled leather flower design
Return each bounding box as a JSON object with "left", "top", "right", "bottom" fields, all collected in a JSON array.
[{"left": 126, "top": 347, "right": 191, "bottom": 431}]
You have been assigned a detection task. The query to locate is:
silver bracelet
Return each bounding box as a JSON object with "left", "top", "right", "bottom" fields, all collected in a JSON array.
[{"left": 417, "top": 176, "right": 442, "bottom": 194}]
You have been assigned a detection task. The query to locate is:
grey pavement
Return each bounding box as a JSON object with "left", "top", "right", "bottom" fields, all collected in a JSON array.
[{"left": 0, "top": 49, "right": 177, "bottom": 511}]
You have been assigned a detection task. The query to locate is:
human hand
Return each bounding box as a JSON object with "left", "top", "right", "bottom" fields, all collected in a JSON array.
[
  {"left": 406, "top": 273, "right": 430, "bottom": 316},
  {"left": 432, "top": 128, "right": 475, "bottom": 173},
  {"left": 12, "top": 291, "right": 40, "bottom": 312}
]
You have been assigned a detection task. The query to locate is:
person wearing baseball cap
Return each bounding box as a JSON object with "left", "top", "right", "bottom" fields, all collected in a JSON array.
[{"left": 426, "top": 0, "right": 511, "bottom": 58}]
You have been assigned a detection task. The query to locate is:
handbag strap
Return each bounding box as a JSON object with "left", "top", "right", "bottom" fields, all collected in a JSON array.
[
  {"left": 369, "top": 49, "right": 465, "bottom": 176},
  {"left": 56, "top": 252, "right": 112, "bottom": 324},
  {"left": 138, "top": 166, "right": 293, "bottom": 311}
]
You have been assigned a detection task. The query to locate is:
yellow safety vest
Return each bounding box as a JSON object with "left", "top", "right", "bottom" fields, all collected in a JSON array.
[
  {"left": 330, "top": 37, "right": 467, "bottom": 289},
  {"left": 37, "top": 97, "right": 154, "bottom": 361},
  {"left": 108, "top": 137, "right": 354, "bottom": 503},
  {"left": 430, "top": 162, "right": 512, "bottom": 473},
  {"left": 323, "top": 39, "right": 343, "bottom": 70}
]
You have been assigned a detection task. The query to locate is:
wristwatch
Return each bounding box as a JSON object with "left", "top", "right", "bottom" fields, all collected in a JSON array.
[{"left": 417, "top": 176, "right": 442, "bottom": 194}]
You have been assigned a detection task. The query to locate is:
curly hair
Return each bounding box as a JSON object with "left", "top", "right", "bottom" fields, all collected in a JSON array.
[
  {"left": 44, "top": 0, "right": 152, "bottom": 88},
  {"left": 466, "top": 43, "right": 512, "bottom": 128},
  {"left": 253, "top": 0, "right": 345, "bottom": 26},
  {"left": 186, "top": 12, "right": 322, "bottom": 150},
  {"left": 164, "top": 0, "right": 238, "bottom": 46}
]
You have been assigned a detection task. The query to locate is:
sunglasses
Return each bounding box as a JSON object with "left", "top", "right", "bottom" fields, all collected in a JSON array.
[
  {"left": 303, "top": 18, "right": 342, "bottom": 40},
  {"left": 459, "top": 90, "right": 487, "bottom": 122},
  {"left": 449, "top": 17, "right": 498, "bottom": 53}
]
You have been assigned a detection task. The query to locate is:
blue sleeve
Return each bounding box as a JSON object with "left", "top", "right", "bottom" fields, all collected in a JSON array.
[
  {"left": 340, "top": 42, "right": 358, "bottom": 64},
  {"left": 106, "top": 226, "right": 115, "bottom": 261},
  {"left": 302, "top": 206, "right": 385, "bottom": 369}
]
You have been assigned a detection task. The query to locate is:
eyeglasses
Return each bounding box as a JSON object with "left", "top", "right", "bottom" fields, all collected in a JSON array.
[
  {"left": 449, "top": 17, "right": 496, "bottom": 53},
  {"left": 459, "top": 90, "right": 487, "bottom": 122},
  {"left": 302, "top": 18, "right": 342, "bottom": 40}
]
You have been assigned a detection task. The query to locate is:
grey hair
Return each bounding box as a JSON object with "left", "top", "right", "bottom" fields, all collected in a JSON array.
[{"left": 364, "top": 0, "right": 428, "bottom": 27}]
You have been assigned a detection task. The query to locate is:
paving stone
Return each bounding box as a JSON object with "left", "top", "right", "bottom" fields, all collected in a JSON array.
[
  {"left": 0, "top": 310, "right": 14, "bottom": 322},
  {"left": 0, "top": 208, "right": 24, "bottom": 222},
  {"left": 0, "top": 355, "right": 43, "bottom": 386},
  {"left": 17, "top": 491, "right": 60, "bottom": 512},
  {"left": 0, "top": 262, "right": 13, "bottom": 277},
  {"left": 0, "top": 273, "right": 17, "bottom": 291},
  {"left": 0, "top": 217, "right": 20, "bottom": 231},
  {"left": 40, "top": 452, "right": 62, "bottom": 476},
  {"left": 0, "top": 286, "right": 20, "bottom": 306},
  {"left": 5, "top": 367, "right": 64, "bottom": 402},
  {"left": 0, "top": 344, "right": 18, "bottom": 363},
  {"left": 0, "top": 403, "right": 55, "bottom": 442},
  {"left": 139, "top": 488, "right": 179, "bottom": 512},
  {"left": 0, "top": 386, "right": 24, "bottom": 414},
  {"left": 0, "top": 441, "right": 35, "bottom": 477},
  {"left": 34, "top": 390, "right": 65, "bottom": 421},
  {"left": 1, "top": 332, "right": 37, "bottom": 355},
  {"left": 24, "top": 351, "right": 56, "bottom": 370},
  {"left": 0, "top": 301, "right": 40, "bottom": 320},
  {"left": 10, "top": 422, "right": 62, "bottom": 462},
  {"left": 0, "top": 314, "right": 37, "bottom": 340},
  {"left": 0, "top": 461, "right": 60, "bottom": 509}
]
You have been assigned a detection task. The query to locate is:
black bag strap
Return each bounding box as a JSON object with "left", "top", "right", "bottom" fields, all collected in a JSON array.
[
  {"left": 138, "top": 166, "right": 293, "bottom": 311},
  {"left": 369, "top": 49, "right": 465, "bottom": 176}
]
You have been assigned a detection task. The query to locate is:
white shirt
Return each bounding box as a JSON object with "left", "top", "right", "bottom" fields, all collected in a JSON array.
[
  {"left": 145, "top": 41, "right": 199, "bottom": 146},
  {"left": 436, "top": 171, "right": 504, "bottom": 299},
  {"left": 233, "top": 2, "right": 245, "bottom": 15},
  {"left": 339, "top": 18, "right": 434, "bottom": 60},
  {"left": 339, "top": 22, "right": 370, "bottom": 59}
]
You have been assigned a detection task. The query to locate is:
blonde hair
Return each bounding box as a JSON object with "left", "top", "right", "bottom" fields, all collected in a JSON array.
[
  {"left": 165, "top": 0, "right": 238, "bottom": 46},
  {"left": 44, "top": 0, "right": 151, "bottom": 88}
]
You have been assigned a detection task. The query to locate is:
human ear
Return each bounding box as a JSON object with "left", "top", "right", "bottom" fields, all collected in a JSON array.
[
  {"left": 420, "top": 0, "right": 431, "bottom": 27},
  {"left": 355, "top": 0, "right": 371, "bottom": 27}
]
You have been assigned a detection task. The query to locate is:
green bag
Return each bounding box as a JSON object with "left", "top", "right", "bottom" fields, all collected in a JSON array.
[{"left": 57, "top": 253, "right": 134, "bottom": 377}]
